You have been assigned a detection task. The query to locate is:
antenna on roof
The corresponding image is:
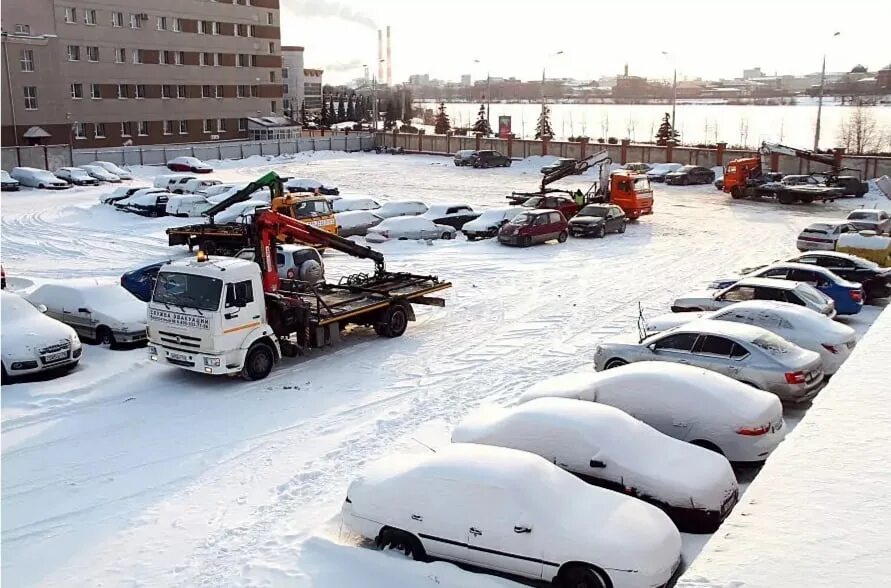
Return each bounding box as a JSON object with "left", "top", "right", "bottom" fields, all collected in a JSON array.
[
  {"left": 411, "top": 437, "right": 437, "bottom": 453},
  {"left": 637, "top": 302, "right": 649, "bottom": 343}
]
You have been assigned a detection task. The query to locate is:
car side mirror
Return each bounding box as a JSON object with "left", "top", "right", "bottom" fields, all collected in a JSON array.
[
  {"left": 78, "top": 307, "right": 90, "bottom": 313},
  {"left": 37, "top": 304, "right": 48, "bottom": 313},
  {"left": 589, "top": 459, "right": 607, "bottom": 468},
  {"left": 647, "top": 343, "right": 657, "bottom": 351},
  {"left": 513, "top": 525, "right": 532, "bottom": 534}
]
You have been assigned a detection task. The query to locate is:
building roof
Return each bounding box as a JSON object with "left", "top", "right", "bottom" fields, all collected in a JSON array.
[
  {"left": 304, "top": 68, "right": 323, "bottom": 76},
  {"left": 281, "top": 46, "right": 304, "bottom": 52},
  {"left": 22, "top": 126, "right": 51, "bottom": 138}
]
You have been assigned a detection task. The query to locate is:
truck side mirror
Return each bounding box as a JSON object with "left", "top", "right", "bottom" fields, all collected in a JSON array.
[{"left": 589, "top": 459, "right": 606, "bottom": 468}]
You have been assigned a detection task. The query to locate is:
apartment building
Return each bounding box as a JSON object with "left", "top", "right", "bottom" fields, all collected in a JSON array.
[
  {"left": 281, "top": 45, "right": 304, "bottom": 118},
  {"left": 303, "top": 68, "right": 323, "bottom": 112},
  {"left": 1, "top": 0, "right": 283, "bottom": 148}
]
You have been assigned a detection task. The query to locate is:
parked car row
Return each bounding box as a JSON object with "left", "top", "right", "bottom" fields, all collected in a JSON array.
[
  {"left": 7, "top": 161, "right": 134, "bottom": 190},
  {"left": 453, "top": 149, "right": 512, "bottom": 168}
]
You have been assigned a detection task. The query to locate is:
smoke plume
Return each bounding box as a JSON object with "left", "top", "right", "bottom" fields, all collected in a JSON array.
[{"left": 283, "top": 0, "right": 377, "bottom": 30}]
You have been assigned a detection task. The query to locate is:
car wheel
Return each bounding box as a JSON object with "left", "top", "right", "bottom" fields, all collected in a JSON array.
[
  {"left": 557, "top": 230, "right": 568, "bottom": 243},
  {"left": 680, "top": 176, "right": 689, "bottom": 185},
  {"left": 596, "top": 226, "right": 606, "bottom": 239},
  {"left": 241, "top": 342, "right": 275, "bottom": 381},
  {"left": 1, "top": 364, "right": 9, "bottom": 385},
  {"left": 96, "top": 326, "right": 116, "bottom": 347},
  {"left": 374, "top": 302, "right": 409, "bottom": 338},
  {"left": 38, "top": 183, "right": 45, "bottom": 189},
  {"left": 505, "top": 160, "right": 511, "bottom": 167},
  {"left": 375, "top": 527, "right": 427, "bottom": 562},
  {"left": 441, "top": 232, "right": 453, "bottom": 240},
  {"left": 604, "top": 358, "right": 628, "bottom": 370},
  {"left": 691, "top": 439, "right": 724, "bottom": 455},
  {"left": 559, "top": 563, "right": 609, "bottom": 588},
  {"left": 521, "top": 236, "right": 532, "bottom": 247},
  {"left": 618, "top": 221, "right": 627, "bottom": 233}
]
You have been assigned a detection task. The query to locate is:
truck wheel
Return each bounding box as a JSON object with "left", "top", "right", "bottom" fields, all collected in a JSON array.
[
  {"left": 730, "top": 186, "right": 745, "bottom": 199},
  {"left": 242, "top": 342, "right": 274, "bottom": 381},
  {"left": 374, "top": 303, "right": 409, "bottom": 338}
]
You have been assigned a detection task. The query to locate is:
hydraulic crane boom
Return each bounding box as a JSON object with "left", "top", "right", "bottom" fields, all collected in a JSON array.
[
  {"left": 759, "top": 142, "right": 839, "bottom": 173},
  {"left": 202, "top": 171, "right": 285, "bottom": 224},
  {"left": 540, "top": 150, "right": 612, "bottom": 191}
]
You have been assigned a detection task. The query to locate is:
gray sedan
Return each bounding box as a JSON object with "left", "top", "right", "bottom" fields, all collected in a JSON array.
[{"left": 594, "top": 319, "right": 824, "bottom": 403}]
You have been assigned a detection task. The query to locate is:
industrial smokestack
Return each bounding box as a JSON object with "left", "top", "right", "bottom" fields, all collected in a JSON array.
[
  {"left": 377, "top": 30, "right": 383, "bottom": 81},
  {"left": 386, "top": 26, "right": 392, "bottom": 85}
]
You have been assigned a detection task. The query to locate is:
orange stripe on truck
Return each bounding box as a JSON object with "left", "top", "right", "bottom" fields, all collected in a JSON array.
[{"left": 223, "top": 321, "right": 261, "bottom": 334}]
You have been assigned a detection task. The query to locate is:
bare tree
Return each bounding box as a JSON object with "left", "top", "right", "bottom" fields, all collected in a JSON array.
[{"left": 837, "top": 106, "right": 882, "bottom": 154}]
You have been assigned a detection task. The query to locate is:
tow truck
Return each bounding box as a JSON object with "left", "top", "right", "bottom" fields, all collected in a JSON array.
[
  {"left": 722, "top": 142, "right": 866, "bottom": 204},
  {"left": 508, "top": 150, "right": 654, "bottom": 219},
  {"left": 148, "top": 207, "right": 452, "bottom": 381},
  {"left": 166, "top": 171, "right": 337, "bottom": 255}
]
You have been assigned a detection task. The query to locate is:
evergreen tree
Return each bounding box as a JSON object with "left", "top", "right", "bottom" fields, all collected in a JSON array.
[
  {"left": 535, "top": 104, "right": 554, "bottom": 139},
  {"left": 655, "top": 112, "right": 679, "bottom": 145},
  {"left": 384, "top": 97, "right": 398, "bottom": 130},
  {"left": 401, "top": 90, "right": 413, "bottom": 125},
  {"left": 433, "top": 101, "right": 450, "bottom": 134},
  {"left": 320, "top": 99, "right": 331, "bottom": 127},
  {"left": 300, "top": 100, "right": 308, "bottom": 126},
  {"left": 337, "top": 94, "right": 346, "bottom": 123},
  {"left": 471, "top": 104, "right": 492, "bottom": 136},
  {"left": 328, "top": 96, "right": 336, "bottom": 123},
  {"left": 346, "top": 93, "right": 356, "bottom": 121}
]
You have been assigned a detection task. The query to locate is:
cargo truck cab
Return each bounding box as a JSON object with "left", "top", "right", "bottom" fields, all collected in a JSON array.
[{"left": 607, "top": 171, "right": 653, "bottom": 219}]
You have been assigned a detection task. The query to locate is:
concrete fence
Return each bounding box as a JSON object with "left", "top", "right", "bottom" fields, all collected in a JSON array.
[{"left": 375, "top": 131, "right": 891, "bottom": 179}]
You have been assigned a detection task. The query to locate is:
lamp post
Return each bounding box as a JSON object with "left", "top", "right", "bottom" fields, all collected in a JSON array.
[
  {"left": 473, "top": 59, "right": 491, "bottom": 131},
  {"left": 814, "top": 31, "right": 841, "bottom": 151},
  {"left": 541, "top": 50, "right": 564, "bottom": 104},
  {"left": 661, "top": 51, "right": 677, "bottom": 133}
]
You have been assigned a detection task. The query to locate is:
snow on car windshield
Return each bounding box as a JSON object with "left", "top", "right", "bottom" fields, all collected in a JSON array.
[
  {"left": 751, "top": 332, "right": 794, "bottom": 356},
  {"left": 510, "top": 213, "right": 535, "bottom": 225},
  {"left": 153, "top": 272, "right": 222, "bottom": 311}
]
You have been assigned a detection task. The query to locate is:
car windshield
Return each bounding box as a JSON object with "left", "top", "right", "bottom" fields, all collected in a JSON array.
[
  {"left": 677, "top": 166, "right": 695, "bottom": 172},
  {"left": 751, "top": 332, "right": 795, "bottom": 356},
  {"left": 152, "top": 272, "right": 223, "bottom": 311},
  {"left": 579, "top": 206, "right": 609, "bottom": 217},
  {"left": 510, "top": 213, "right": 535, "bottom": 225},
  {"left": 523, "top": 197, "right": 543, "bottom": 207},
  {"left": 847, "top": 212, "right": 875, "bottom": 220}
]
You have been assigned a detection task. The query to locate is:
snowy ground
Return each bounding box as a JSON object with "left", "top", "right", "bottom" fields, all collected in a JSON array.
[{"left": 2, "top": 152, "right": 888, "bottom": 587}]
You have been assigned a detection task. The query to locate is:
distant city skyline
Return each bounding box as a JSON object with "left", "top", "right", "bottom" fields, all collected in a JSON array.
[{"left": 281, "top": 0, "right": 889, "bottom": 86}]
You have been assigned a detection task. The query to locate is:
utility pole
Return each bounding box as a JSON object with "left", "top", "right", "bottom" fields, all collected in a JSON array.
[
  {"left": 671, "top": 66, "right": 677, "bottom": 132},
  {"left": 814, "top": 32, "right": 840, "bottom": 151}
]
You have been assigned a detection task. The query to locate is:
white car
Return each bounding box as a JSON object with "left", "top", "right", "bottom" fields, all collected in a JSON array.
[
  {"left": 343, "top": 443, "right": 682, "bottom": 588},
  {"left": 796, "top": 221, "right": 859, "bottom": 251},
  {"left": 207, "top": 187, "right": 271, "bottom": 205},
  {"left": 113, "top": 187, "right": 167, "bottom": 208},
  {"left": 213, "top": 200, "right": 268, "bottom": 224},
  {"left": 173, "top": 178, "right": 221, "bottom": 195},
  {"left": 1, "top": 169, "right": 21, "bottom": 191},
  {"left": 154, "top": 174, "right": 196, "bottom": 191},
  {"left": 521, "top": 363, "right": 786, "bottom": 463},
  {"left": 672, "top": 277, "right": 836, "bottom": 317},
  {"left": 201, "top": 183, "right": 243, "bottom": 198},
  {"left": 365, "top": 216, "right": 457, "bottom": 242},
  {"left": 90, "top": 161, "right": 132, "bottom": 180},
  {"left": 101, "top": 185, "right": 150, "bottom": 204},
  {"left": 55, "top": 167, "right": 100, "bottom": 186},
  {"left": 167, "top": 156, "right": 213, "bottom": 173},
  {"left": 166, "top": 194, "right": 213, "bottom": 217},
  {"left": 645, "top": 300, "right": 856, "bottom": 375},
  {"left": 846, "top": 209, "right": 890, "bottom": 235},
  {"left": 452, "top": 398, "right": 739, "bottom": 533},
  {"left": 10, "top": 167, "right": 70, "bottom": 189},
  {"left": 79, "top": 164, "right": 121, "bottom": 183},
  {"left": 462, "top": 207, "right": 527, "bottom": 240},
  {"left": 332, "top": 196, "right": 382, "bottom": 213},
  {"left": 235, "top": 244, "right": 324, "bottom": 282},
  {"left": 335, "top": 210, "right": 385, "bottom": 237},
  {"left": 1, "top": 291, "right": 83, "bottom": 380},
  {"left": 26, "top": 281, "right": 147, "bottom": 347},
  {"left": 376, "top": 200, "right": 429, "bottom": 219}
]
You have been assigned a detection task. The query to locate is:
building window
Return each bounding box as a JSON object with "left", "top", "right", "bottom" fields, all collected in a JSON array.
[
  {"left": 268, "top": 42, "right": 275, "bottom": 54},
  {"left": 137, "top": 121, "right": 149, "bottom": 136},
  {"left": 115, "top": 48, "right": 126, "bottom": 63},
  {"left": 130, "top": 14, "right": 143, "bottom": 29},
  {"left": 15, "top": 24, "right": 31, "bottom": 34},
  {"left": 238, "top": 118, "right": 247, "bottom": 131},
  {"left": 251, "top": 85, "right": 258, "bottom": 97},
  {"left": 267, "top": 12, "right": 274, "bottom": 25},
  {"left": 160, "top": 51, "right": 170, "bottom": 65},
  {"left": 135, "top": 84, "right": 146, "bottom": 99},
  {"left": 269, "top": 71, "right": 276, "bottom": 82},
  {"left": 162, "top": 85, "right": 172, "bottom": 99},
  {"left": 212, "top": 22, "right": 220, "bottom": 35},
  {"left": 86, "top": 46, "right": 99, "bottom": 62},
  {"left": 203, "top": 119, "right": 213, "bottom": 133},
  {"left": 20, "top": 50, "right": 34, "bottom": 72},
  {"left": 90, "top": 84, "right": 101, "bottom": 99},
  {"left": 67, "top": 45, "right": 80, "bottom": 61},
  {"left": 216, "top": 84, "right": 224, "bottom": 98},
  {"left": 237, "top": 54, "right": 249, "bottom": 67},
  {"left": 271, "top": 100, "right": 277, "bottom": 113},
  {"left": 281, "top": 83, "right": 288, "bottom": 95},
  {"left": 71, "top": 83, "right": 83, "bottom": 99},
  {"left": 282, "top": 68, "right": 288, "bottom": 79},
  {"left": 163, "top": 120, "right": 173, "bottom": 135},
  {"left": 24, "top": 86, "right": 38, "bottom": 110},
  {"left": 215, "top": 53, "right": 223, "bottom": 66},
  {"left": 202, "top": 85, "right": 212, "bottom": 98},
  {"left": 237, "top": 85, "right": 247, "bottom": 98},
  {"left": 84, "top": 9, "right": 97, "bottom": 25},
  {"left": 172, "top": 17, "right": 181, "bottom": 32},
  {"left": 121, "top": 121, "right": 132, "bottom": 137},
  {"left": 175, "top": 51, "right": 183, "bottom": 65},
  {"left": 236, "top": 24, "right": 248, "bottom": 37},
  {"left": 94, "top": 122, "right": 106, "bottom": 138},
  {"left": 117, "top": 84, "right": 129, "bottom": 99},
  {"left": 65, "top": 7, "right": 77, "bottom": 24},
  {"left": 179, "top": 120, "right": 188, "bottom": 134},
  {"left": 112, "top": 12, "right": 123, "bottom": 27},
  {"left": 73, "top": 122, "right": 86, "bottom": 139},
  {"left": 218, "top": 118, "right": 227, "bottom": 132},
  {"left": 248, "top": 25, "right": 255, "bottom": 37},
  {"left": 198, "top": 21, "right": 206, "bottom": 34},
  {"left": 132, "top": 49, "right": 143, "bottom": 64},
  {"left": 199, "top": 53, "right": 207, "bottom": 66},
  {"left": 157, "top": 16, "right": 167, "bottom": 31},
  {"left": 177, "top": 84, "right": 186, "bottom": 98},
  {"left": 250, "top": 55, "right": 258, "bottom": 67}
]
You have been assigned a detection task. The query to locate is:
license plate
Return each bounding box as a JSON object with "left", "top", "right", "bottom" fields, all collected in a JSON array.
[
  {"left": 45, "top": 350, "right": 68, "bottom": 362},
  {"left": 169, "top": 352, "right": 189, "bottom": 362}
]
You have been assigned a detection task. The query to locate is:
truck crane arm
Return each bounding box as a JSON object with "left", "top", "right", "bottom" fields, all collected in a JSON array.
[
  {"left": 253, "top": 208, "right": 385, "bottom": 292},
  {"left": 760, "top": 142, "right": 838, "bottom": 172},
  {"left": 202, "top": 171, "right": 285, "bottom": 224},
  {"left": 540, "top": 150, "right": 612, "bottom": 190}
]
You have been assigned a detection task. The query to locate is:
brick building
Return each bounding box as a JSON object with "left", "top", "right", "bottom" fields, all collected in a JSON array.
[{"left": 1, "top": 0, "right": 283, "bottom": 147}]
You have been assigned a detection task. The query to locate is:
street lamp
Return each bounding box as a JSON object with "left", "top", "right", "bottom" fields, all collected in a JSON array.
[
  {"left": 661, "top": 51, "right": 677, "bottom": 134},
  {"left": 542, "top": 50, "right": 564, "bottom": 103},
  {"left": 473, "top": 59, "right": 491, "bottom": 130},
  {"left": 814, "top": 31, "right": 841, "bottom": 151},
  {"left": 363, "top": 59, "right": 385, "bottom": 132}
]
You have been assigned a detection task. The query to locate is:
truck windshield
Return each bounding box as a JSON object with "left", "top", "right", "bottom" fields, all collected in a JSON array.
[
  {"left": 633, "top": 177, "right": 651, "bottom": 192},
  {"left": 153, "top": 272, "right": 223, "bottom": 311},
  {"left": 292, "top": 199, "right": 331, "bottom": 216}
]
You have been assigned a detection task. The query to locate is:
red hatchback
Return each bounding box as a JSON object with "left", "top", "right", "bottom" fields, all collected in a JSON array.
[
  {"left": 522, "top": 194, "right": 580, "bottom": 219},
  {"left": 498, "top": 209, "right": 569, "bottom": 246}
]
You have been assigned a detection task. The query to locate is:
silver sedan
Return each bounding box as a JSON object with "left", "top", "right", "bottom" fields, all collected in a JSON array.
[{"left": 594, "top": 319, "right": 824, "bottom": 403}]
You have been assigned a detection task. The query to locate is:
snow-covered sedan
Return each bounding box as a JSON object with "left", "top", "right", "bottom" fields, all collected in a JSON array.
[
  {"left": 452, "top": 398, "right": 739, "bottom": 533},
  {"left": 10, "top": 167, "right": 70, "bottom": 189},
  {"left": 521, "top": 363, "right": 785, "bottom": 463},
  {"left": 595, "top": 319, "right": 824, "bottom": 402},
  {"left": 343, "top": 443, "right": 682, "bottom": 588},
  {"left": 117, "top": 189, "right": 170, "bottom": 217},
  {"left": 332, "top": 196, "right": 382, "bottom": 213},
  {"left": 165, "top": 194, "right": 213, "bottom": 217},
  {"left": 26, "top": 281, "right": 148, "bottom": 347},
  {"left": 376, "top": 200, "right": 428, "bottom": 219},
  {"left": 644, "top": 300, "right": 856, "bottom": 375},
  {"left": 166, "top": 156, "right": 213, "bottom": 173},
  {"left": 846, "top": 209, "right": 890, "bottom": 235},
  {"left": 100, "top": 185, "right": 150, "bottom": 205},
  {"left": 335, "top": 210, "right": 385, "bottom": 237},
  {"left": 90, "top": 161, "right": 132, "bottom": 180},
  {"left": 365, "top": 217, "right": 457, "bottom": 242},
  {"left": 54, "top": 167, "right": 100, "bottom": 186},
  {"left": 1, "top": 291, "right": 83, "bottom": 380},
  {"left": 211, "top": 200, "right": 268, "bottom": 224},
  {"left": 1, "top": 169, "right": 21, "bottom": 191},
  {"left": 461, "top": 206, "right": 526, "bottom": 240},
  {"left": 79, "top": 164, "right": 122, "bottom": 183},
  {"left": 671, "top": 277, "right": 836, "bottom": 317}
]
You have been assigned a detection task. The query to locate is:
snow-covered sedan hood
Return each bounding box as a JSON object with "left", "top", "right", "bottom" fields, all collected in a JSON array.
[
  {"left": 644, "top": 311, "right": 710, "bottom": 333},
  {"left": 673, "top": 291, "right": 718, "bottom": 305},
  {"left": 2, "top": 311, "right": 77, "bottom": 357},
  {"left": 94, "top": 301, "right": 148, "bottom": 330}
]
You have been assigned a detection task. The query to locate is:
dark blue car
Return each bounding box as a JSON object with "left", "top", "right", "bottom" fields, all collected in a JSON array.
[
  {"left": 748, "top": 263, "right": 863, "bottom": 315},
  {"left": 121, "top": 262, "right": 164, "bottom": 302}
]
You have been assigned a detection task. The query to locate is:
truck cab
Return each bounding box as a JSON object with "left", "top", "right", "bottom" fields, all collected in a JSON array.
[
  {"left": 272, "top": 194, "right": 337, "bottom": 236},
  {"left": 609, "top": 171, "right": 653, "bottom": 219}
]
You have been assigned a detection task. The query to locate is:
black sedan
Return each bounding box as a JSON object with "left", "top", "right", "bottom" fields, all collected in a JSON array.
[
  {"left": 568, "top": 204, "right": 627, "bottom": 238},
  {"left": 665, "top": 165, "right": 715, "bottom": 186},
  {"left": 540, "top": 158, "right": 578, "bottom": 174},
  {"left": 470, "top": 150, "right": 511, "bottom": 168}
]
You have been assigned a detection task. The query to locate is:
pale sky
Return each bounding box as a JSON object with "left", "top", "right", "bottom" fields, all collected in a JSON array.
[{"left": 281, "top": 0, "right": 890, "bottom": 86}]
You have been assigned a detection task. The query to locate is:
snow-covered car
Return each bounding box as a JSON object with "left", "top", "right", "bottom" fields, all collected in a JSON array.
[
  {"left": 796, "top": 221, "right": 859, "bottom": 251},
  {"left": 1, "top": 290, "right": 83, "bottom": 380},
  {"left": 342, "top": 443, "right": 682, "bottom": 588},
  {"left": 118, "top": 189, "right": 170, "bottom": 217},
  {"left": 521, "top": 363, "right": 785, "bottom": 463},
  {"left": 100, "top": 185, "right": 151, "bottom": 205},
  {"left": 200, "top": 183, "right": 243, "bottom": 198},
  {"left": 644, "top": 300, "right": 856, "bottom": 375},
  {"left": 173, "top": 178, "right": 221, "bottom": 195},
  {"left": 113, "top": 187, "right": 168, "bottom": 210},
  {"left": 166, "top": 156, "right": 213, "bottom": 173},
  {"left": 335, "top": 210, "right": 385, "bottom": 237},
  {"left": 645, "top": 163, "right": 682, "bottom": 182},
  {"left": 846, "top": 209, "right": 890, "bottom": 235},
  {"left": 235, "top": 244, "right": 324, "bottom": 282},
  {"left": 55, "top": 167, "right": 100, "bottom": 186},
  {"left": 453, "top": 149, "right": 476, "bottom": 166},
  {"left": 154, "top": 174, "right": 197, "bottom": 191},
  {"left": 26, "top": 281, "right": 148, "bottom": 347},
  {"left": 212, "top": 200, "right": 268, "bottom": 224},
  {"left": 452, "top": 398, "right": 739, "bottom": 533},
  {"left": 1, "top": 169, "right": 21, "bottom": 191},
  {"left": 90, "top": 161, "right": 132, "bottom": 180},
  {"left": 671, "top": 277, "right": 836, "bottom": 318},
  {"left": 366, "top": 216, "right": 457, "bottom": 242},
  {"left": 612, "top": 162, "right": 653, "bottom": 176},
  {"left": 10, "top": 167, "right": 70, "bottom": 189},
  {"left": 332, "top": 196, "right": 382, "bottom": 213},
  {"left": 79, "top": 164, "right": 121, "bottom": 183},
  {"left": 461, "top": 206, "right": 527, "bottom": 240},
  {"left": 595, "top": 319, "right": 824, "bottom": 402},
  {"left": 284, "top": 177, "right": 339, "bottom": 195},
  {"left": 165, "top": 194, "right": 213, "bottom": 217},
  {"left": 376, "top": 200, "right": 428, "bottom": 219},
  {"left": 422, "top": 203, "right": 481, "bottom": 229},
  {"left": 207, "top": 187, "right": 271, "bottom": 205}
]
